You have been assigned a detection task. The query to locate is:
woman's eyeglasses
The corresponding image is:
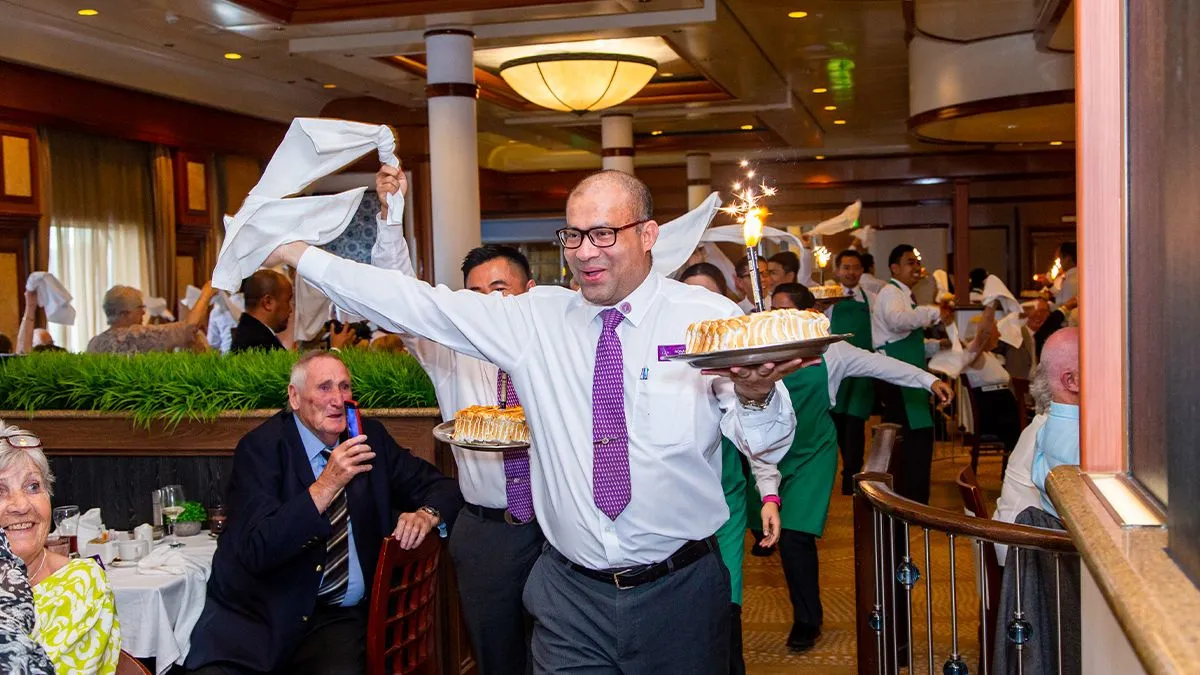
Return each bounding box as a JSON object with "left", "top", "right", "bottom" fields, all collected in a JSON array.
[
  {"left": 2, "top": 433, "right": 42, "bottom": 450},
  {"left": 556, "top": 219, "right": 647, "bottom": 249}
]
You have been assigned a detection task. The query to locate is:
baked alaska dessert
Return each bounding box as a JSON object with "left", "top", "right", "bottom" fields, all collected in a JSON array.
[
  {"left": 685, "top": 308, "right": 831, "bottom": 354},
  {"left": 810, "top": 281, "right": 850, "bottom": 300},
  {"left": 453, "top": 405, "right": 531, "bottom": 444}
]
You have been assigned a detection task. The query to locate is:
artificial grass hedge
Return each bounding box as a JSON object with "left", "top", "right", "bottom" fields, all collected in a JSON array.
[{"left": 0, "top": 350, "right": 437, "bottom": 427}]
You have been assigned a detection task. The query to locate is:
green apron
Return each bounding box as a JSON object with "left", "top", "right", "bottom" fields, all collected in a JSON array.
[
  {"left": 716, "top": 438, "right": 748, "bottom": 605},
  {"left": 878, "top": 280, "right": 935, "bottom": 430},
  {"left": 746, "top": 361, "right": 840, "bottom": 537},
  {"left": 830, "top": 291, "right": 875, "bottom": 419}
]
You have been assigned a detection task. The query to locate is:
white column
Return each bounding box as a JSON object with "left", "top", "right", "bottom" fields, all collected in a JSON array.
[
  {"left": 425, "top": 28, "right": 481, "bottom": 289},
  {"left": 600, "top": 113, "right": 635, "bottom": 174},
  {"left": 686, "top": 152, "right": 711, "bottom": 209}
]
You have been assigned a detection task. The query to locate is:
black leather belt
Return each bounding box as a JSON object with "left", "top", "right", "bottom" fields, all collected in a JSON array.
[
  {"left": 463, "top": 503, "right": 535, "bottom": 525},
  {"left": 553, "top": 536, "right": 718, "bottom": 590}
]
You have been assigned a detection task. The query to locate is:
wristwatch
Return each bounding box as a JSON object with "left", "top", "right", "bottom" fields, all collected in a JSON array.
[
  {"left": 418, "top": 505, "right": 441, "bottom": 523},
  {"left": 737, "top": 387, "right": 776, "bottom": 411}
]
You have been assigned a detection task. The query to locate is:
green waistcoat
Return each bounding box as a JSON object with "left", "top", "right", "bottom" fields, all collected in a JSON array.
[
  {"left": 830, "top": 290, "right": 875, "bottom": 419},
  {"left": 878, "top": 280, "right": 935, "bottom": 429}
]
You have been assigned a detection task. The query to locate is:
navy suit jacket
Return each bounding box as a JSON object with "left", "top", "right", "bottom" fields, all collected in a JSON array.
[
  {"left": 229, "top": 313, "right": 284, "bottom": 353},
  {"left": 185, "top": 410, "right": 462, "bottom": 673}
]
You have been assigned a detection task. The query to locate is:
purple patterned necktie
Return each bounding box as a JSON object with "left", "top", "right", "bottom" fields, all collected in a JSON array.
[
  {"left": 592, "top": 308, "right": 632, "bottom": 520},
  {"left": 497, "top": 370, "right": 534, "bottom": 522}
]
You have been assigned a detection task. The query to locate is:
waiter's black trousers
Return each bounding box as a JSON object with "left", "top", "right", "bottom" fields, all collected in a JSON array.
[
  {"left": 878, "top": 382, "right": 935, "bottom": 505},
  {"left": 778, "top": 529, "right": 822, "bottom": 629},
  {"left": 831, "top": 411, "right": 868, "bottom": 495}
]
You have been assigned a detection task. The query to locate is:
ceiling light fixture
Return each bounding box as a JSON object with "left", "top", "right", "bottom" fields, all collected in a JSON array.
[
  {"left": 323, "top": 83, "right": 337, "bottom": 89},
  {"left": 833, "top": 119, "right": 847, "bottom": 125},
  {"left": 788, "top": 11, "right": 809, "bottom": 18},
  {"left": 1049, "top": 141, "right": 1064, "bottom": 146},
  {"left": 824, "top": 105, "right": 837, "bottom": 111},
  {"left": 740, "top": 124, "right": 755, "bottom": 130},
  {"left": 815, "top": 155, "right": 825, "bottom": 160},
  {"left": 224, "top": 53, "right": 243, "bottom": 60},
  {"left": 650, "top": 130, "right": 663, "bottom": 136},
  {"left": 77, "top": 8, "right": 98, "bottom": 15},
  {"left": 812, "top": 87, "right": 827, "bottom": 94},
  {"left": 499, "top": 53, "right": 657, "bottom": 114},
  {"left": 660, "top": 72, "right": 674, "bottom": 77}
]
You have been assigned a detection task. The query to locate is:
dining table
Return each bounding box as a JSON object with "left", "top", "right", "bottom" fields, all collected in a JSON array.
[{"left": 107, "top": 531, "right": 217, "bottom": 675}]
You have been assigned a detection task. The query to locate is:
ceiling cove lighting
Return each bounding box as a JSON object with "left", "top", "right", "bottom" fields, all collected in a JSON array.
[
  {"left": 812, "top": 87, "right": 828, "bottom": 94},
  {"left": 824, "top": 105, "right": 837, "bottom": 111},
  {"left": 650, "top": 130, "right": 663, "bottom": 136},
  {"left": 224, "top": 53, "right": 243, "bottom": 60},
  {"left": 1049, "top": 141, "right": 1064, "bottom": 146},
  {"left": 499, "top": 53, "right": 658, "bottom": 114},
  {"left": 788, "top": 11, "right": 809, "bottom": 18},
  {"left": 740, "top": 124, "right": 755, "bottom": 130},
  {"left": 833, "top": 119, "right": 847, "bottom": 125},
  {"left": 815, "top": 155, "right": 825, "bottom": 160},
  {"left": 77, "top": 8, "right": 98, "bottom": 15}
]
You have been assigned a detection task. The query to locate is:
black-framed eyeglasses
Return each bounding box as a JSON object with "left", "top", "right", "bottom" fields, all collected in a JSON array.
[{"left": 556, "top": 219, "right": 647, "bottom": 249}]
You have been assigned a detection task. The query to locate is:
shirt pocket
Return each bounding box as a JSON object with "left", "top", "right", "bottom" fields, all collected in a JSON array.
[{"left": 631, "top": 372, "right": 697, "bottom": 448}]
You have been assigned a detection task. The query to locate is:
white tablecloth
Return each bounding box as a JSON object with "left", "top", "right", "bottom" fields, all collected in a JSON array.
[{"left": 108, "top": 533, "right": 217, "bottom": 674}]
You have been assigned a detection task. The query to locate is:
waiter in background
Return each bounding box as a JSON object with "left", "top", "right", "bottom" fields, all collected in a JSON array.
[
  {"left": 825, "top": 249, "right": 877, "bottom": 495},
  {"left": 871, "top": 244, "right": 953, "bottom": 504}
]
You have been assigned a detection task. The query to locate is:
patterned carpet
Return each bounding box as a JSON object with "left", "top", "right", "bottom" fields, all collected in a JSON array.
[{"left": 743, "top": 442, "right": 1005, "bottom": 674}]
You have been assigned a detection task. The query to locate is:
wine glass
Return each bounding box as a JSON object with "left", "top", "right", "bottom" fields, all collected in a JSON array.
[
  {"left": 161, "top": 485, "right": 186, "bottom": 548},
  {"left": 52, "top": 505, "right": 80, "bottom": 557}
]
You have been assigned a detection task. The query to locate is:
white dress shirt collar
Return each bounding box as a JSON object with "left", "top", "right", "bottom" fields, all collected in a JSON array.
[
  {"left": 888, "top": 277, "right": 913, "bottom": 295},
  {"left": 576, "top": 270, "right": 660, "bottom": 328}
]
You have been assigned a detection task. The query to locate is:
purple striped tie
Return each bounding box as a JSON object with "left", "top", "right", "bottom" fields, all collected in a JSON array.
[
  {"left": 592, "top": 308, "right": 631, "bottom": 520},
  {"left": 497, "top": 371, "right": 534, "bottom": 522}
]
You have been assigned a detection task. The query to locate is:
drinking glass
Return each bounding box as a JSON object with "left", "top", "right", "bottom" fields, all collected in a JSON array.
[
  {"left": 208, "top": 504, "right": 227, "bottom": 537},
  {"left": 52, "top": 505, "right": 80, "bottom": 557},
  {"left": 161, "top": 485, "right": 186, "bottom": 548}
]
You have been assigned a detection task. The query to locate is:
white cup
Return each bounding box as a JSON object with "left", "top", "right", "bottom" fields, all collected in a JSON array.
[{"left": 117, "top": 540, "right": 145, "bottom": 562}]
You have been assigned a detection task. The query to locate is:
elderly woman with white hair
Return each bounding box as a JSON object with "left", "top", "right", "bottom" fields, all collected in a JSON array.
[{"left": 0, "top": 422, "right": 121, "bottom": 674}]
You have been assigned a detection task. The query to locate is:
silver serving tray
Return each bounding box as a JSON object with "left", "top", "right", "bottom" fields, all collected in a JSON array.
[
  {"left": 664, "top": 334, "right": 852, "bottom": 369},
  {"left": 432, "top": 419, "right": 531, "bottom": 452},
  {"left": 812, "top": 293, "right": 854, "bottom": 304}
]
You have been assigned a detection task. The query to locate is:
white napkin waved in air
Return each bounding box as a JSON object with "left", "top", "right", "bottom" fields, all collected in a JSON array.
[
  {"left": 851, "top": 225, "right": 875, "bottom": 250},
  {"left": 927, "top": 269, "right": 970, "bottom": 378},
  {"left": 144, "top": 296, "right": 175, "bottom": 322},
  {"left": 25, "top": 271, "right": 75, "bottom": 325},
  {"left": 981, "top": 275, "right": 1025, "bottom": 348},
  {"left": 180, "top": 285, "right": 203, "bottom": 310},
  {"left": 211, "top": 118, "right": 404, "bottom": 292},
  {"left": 701, "top": 223, "right": 804, "bottom": 250},
  {"left": 805, "top": 200, "right": 863, "bottom": 237}
]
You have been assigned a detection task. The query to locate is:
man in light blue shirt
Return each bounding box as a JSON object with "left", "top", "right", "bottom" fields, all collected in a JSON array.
[{"left": 1029, "top": 328, "right": 1081, "bottom": 517}]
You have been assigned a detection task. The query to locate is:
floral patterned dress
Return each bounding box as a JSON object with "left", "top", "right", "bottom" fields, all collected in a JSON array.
[
  {"left": 0, "top": 530, "right": 54, "bottom": 675},
  {"left": 31, "top": 559, "right": 121, "bottom": 675}
]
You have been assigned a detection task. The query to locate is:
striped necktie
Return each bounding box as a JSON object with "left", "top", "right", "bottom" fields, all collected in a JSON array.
[{"left": 316, "top": 447, "right": 350, "bottom": 606}]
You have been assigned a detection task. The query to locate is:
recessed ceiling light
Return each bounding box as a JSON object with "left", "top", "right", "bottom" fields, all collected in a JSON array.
[
  {"left": 323, "top": 83, "right": 337, "bottom": 89},
  {"left": 650, "top": 130, "right": 663, "bottom": 136},
  {"left": 740, "top": 124, "right": 754, "bottom": 130},
  {"left": 661, "top": 72, "right": 674, "bottom": 77},
  {"left": 815, "top": 155, "right": 825, "bottom": 160},
  {"left": 812, "top": 87, "right": 827, "bottom": 94},
  {"left": 224, "top": 53, "right": 243, "bottom": 60},
  {"left": 1049, "top": 141, "right": 1064, "bottom": 146},
  {"left": 77, "top": 8, "right": 98, "bottom": 15},
  {"left": 788, "top": 11, "right": 809, "bottom": 18},
  {"left": 739, "top": 159, "right": 749, "bottom": 167},
  {"left": 823, "top": 105, "right": 837, "bottom": 111},
  {"left": 833, "top": 119, "right": 846, "bottom": 125}
]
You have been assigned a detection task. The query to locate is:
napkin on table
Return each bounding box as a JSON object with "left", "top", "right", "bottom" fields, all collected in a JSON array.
[
  {"left": 211, "top": 118, "right": 405, "bottom": 292},
  {"left": 25, "top": 271, "right": 76, "bottom": 325}
]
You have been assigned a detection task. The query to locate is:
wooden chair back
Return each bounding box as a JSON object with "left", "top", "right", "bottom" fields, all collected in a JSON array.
[
  {"left": 366, "top": 534, "right": 442, "bottom": 675},
  {"left": 116, "top": 651, "right": 152, "bottom": 675}
]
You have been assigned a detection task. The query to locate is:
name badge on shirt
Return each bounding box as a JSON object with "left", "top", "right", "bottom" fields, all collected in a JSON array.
[{"left": 657, "top": 344, "right": 686, "bottom": 361}]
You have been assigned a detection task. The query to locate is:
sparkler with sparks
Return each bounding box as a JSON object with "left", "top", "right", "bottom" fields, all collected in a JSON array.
[
  {"left": 814, "top": 245, "right": 832, "bottom": 268},
  {"left": 1048, "top": 257, "right": 1062, "bottom": 280},
  {"left": 722, "top": 160, "right": 779, "bottom": 312}
]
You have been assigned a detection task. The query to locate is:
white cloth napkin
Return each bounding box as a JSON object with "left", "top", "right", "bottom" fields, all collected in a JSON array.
[
  {"left": 136, "top": 546, "right": 201, "bottom": 576},
  {"left": 180, "top": 285, "right": 203, "bottom": 310},
  {"left": 211, "top": 118, "right": 404, "bottom": 292},
  {"left": 805, "top": 200, "right": 863, "bottom": 237},
  {"left": 700, "top": 223, "right": 804, "bottom": 250},
  {"left": 981, "top": 275, "right": 1025, "bottom": 348},
  {"left": 25, "top": 271, "right": 75, "bottom": 325},
  {"left": 927, "top": 269, "right": 970, "bottom": 378},
  {"left": 851, "top": 225, "right": 875, "bottom": 250},
  {"left": 53, "top": 508, "right": 104, "bottom": 545},
  {"left": 144, "top": 296, "right": 175, "bottom": 322},
  {"left": 651, "top": 192, "right": 722, "bottom": 277}
]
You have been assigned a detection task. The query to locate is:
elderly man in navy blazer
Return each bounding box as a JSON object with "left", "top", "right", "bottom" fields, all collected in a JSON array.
[{"left": 186, "top": 350, "right": 463, "bottom": 675}]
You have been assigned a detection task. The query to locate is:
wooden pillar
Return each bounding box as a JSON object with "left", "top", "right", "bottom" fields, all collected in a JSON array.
[
  {"left": 1077, "top": 0, "right": 1126, "bottom": 473},
  {"left": 952, "top": 179, "right": 971, "bottom": 305}
]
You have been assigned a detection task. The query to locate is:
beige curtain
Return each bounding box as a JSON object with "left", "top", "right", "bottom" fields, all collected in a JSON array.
[
  {"left": 150, "top": 147, "right": 177, "bottom": 309},
  {"left": 45, "top": 129, "right": 153, "bottom": 352}
]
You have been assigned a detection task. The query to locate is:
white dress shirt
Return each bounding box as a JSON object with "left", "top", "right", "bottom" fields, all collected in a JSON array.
[
  {"left": 1054, "top": 267, "right": 1078, "bottom": 308},
  {"left": 750, "top": 340, "right": 937, "bottom": 496},
  {"left": 859, "top": 272, "right": 886, "bottom": 295},
  {"left": 369, "top": 221, "right": 512, "bottom": 509},
  {"left": 296, "top": 249, "right": 796, "bottom": 569},
  {"left": 992, "top": 413, "right": 1049, "bottom": 563},
  {"left": 871, "top": 278, "right": 943, "bottom": 350}
]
